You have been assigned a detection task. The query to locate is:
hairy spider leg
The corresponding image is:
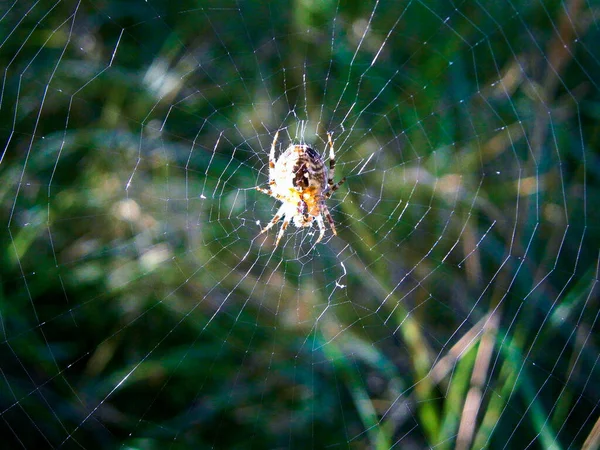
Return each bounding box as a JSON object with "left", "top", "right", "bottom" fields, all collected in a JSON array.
[
  {"left": 259, "top": 202, "right": 286, "bottom": 235},
  {"left": 325, "top": 133, "right": 346, "bottom": 199},
  {"left": 322, "top": 203, "right": 337, "bottom": 235},
  {"left": 258, "top": 201, "right": 296, "bottom": 248},
  {"left": 275, "top": 216, "right": 290, "bottom": 248},
  {"left": 327, "top": 133, "right": 336, "bottom": 187},
  {"left": 314, "top": 214, "right": 326, "bottom": 244},
  {"left": 325, "top": 179, "right": 346, "bottom": 199},
  {"left": 255, "top": 186, "right": 279, "bottom": 198},
  {"left": 268, "top": 130, "right": 279, "bottom": 185},
  {"left": 254, "top": 129, "right": 281, "bottom": 195}
]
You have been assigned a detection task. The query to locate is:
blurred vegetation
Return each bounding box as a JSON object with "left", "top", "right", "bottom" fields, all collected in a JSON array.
[{"left": 0, "top": 0, "right": 599, "bottom": 448}]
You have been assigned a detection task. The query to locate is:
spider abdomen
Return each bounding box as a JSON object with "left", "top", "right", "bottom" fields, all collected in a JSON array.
[{"left": 291, "top": 146, "right": 327, "bottom": 190}]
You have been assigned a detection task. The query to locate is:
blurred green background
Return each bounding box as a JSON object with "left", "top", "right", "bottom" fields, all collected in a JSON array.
[{"left": 1, "top": 0, "right": 599, "bottom": 448}]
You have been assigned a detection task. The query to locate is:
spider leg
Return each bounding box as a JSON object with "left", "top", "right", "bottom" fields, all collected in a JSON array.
[
  {"left": 269, "top": 130, "right": 279, "bottom": 185},
  {"left": 275, "top": 217, "right": 290, "bottom": 248},
  {"left": 325, "top": 132, "right": 346, "bottom": 198},
  {"left": 327, "top": 132, "right": 335, "bottom": 187},
  {"left": 314, "top": 214, "right": 326, "bottom": 244},
  {"left": 324, "top": 177, "right": 346, "bottom": 199},
  {"left": 255, "top": 186, "right": 290, "bottom": 203},
  {"left": 260, "top": 203, "right": 286, "bottom": 235},
  {"left": 321, "top": 204, "right": 338, "bottom": 236},
  {"left": 255, "top": 186, "right": 273, "bottom": 196}
]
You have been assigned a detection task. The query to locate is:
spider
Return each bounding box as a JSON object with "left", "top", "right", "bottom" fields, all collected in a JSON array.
[{"left": 255, "top": 131, "right": 346, "bottom": 248}]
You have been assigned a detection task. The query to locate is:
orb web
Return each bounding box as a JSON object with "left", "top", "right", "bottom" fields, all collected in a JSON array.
[{"left": 0, "top": 0, "right": 599, "bottom": 448}]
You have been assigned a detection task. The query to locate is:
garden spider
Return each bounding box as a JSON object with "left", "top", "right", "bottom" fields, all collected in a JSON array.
[{"left": 256, "top": 131, "right": 346, "bottom": 248}]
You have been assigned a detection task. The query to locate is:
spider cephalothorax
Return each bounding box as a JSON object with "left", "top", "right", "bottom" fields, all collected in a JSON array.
[{"left": 255, "top": 131, "right": 346, "bottom": 247}]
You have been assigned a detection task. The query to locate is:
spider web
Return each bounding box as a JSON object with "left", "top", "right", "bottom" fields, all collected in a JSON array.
[{"left": 1, "top": 0, "right": 599, "bottom": 448}]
